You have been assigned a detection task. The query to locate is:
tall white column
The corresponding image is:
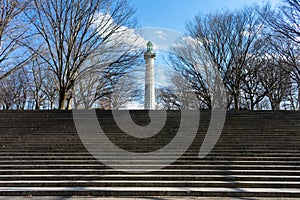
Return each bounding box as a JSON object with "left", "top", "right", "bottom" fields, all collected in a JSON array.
[{"left": 144, "top": 41, "right": 156, "bottom": 110}]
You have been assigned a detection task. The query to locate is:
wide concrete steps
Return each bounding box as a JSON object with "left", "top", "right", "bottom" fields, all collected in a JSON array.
[
  {"left": 0, "top": 152, "right": 300, "bottom": 197},
  {"left": 0, "top": 186, "right": 300, "bottom": 197},
  {"left": 0, "top": 110, "right": 299, "bottom": 198}
]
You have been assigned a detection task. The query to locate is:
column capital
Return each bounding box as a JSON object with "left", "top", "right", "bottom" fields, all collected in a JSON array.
[{"left": 144, "top": 51, "right": 156, "bottom": 59}]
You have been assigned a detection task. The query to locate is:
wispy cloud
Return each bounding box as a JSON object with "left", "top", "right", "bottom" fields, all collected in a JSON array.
[{"left": 155, "top": 30, "right": 167, "bottom": 41}]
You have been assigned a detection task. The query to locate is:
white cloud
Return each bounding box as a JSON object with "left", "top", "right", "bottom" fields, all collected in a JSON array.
[
  {"left": 155, "top": 30, "right": 167, "bottom": 41},
  {"left": 171, "top": 36, "right": 199, "bottom": 49},
  {"left": 136, "top": 27, "right": 185, "bottom": 52},
  {"left": 122, "top": 101, "right": 144, "bottom": 110},
  {"left": 94, "top": 12, "right": 148, "bottom": 50},
  {"left": 94, "top": 13, "right": 115, "bottom": 37},
  {"left": 119, "top": 27, "right": 148, "bottom": 49}
]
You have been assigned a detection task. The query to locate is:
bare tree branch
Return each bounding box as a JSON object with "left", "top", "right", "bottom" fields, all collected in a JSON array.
[
  {"left": 0, "top": 0, "right": 31, "bottom": 81},
  {"left": 25, "top": 0, "right": 140, "bottom": 110}
]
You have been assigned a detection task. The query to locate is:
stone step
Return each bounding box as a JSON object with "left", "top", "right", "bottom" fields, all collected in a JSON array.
[
  {"left": 0, "top": 152, "right": 300, "bottom": 157},
  {"left": 0, "top": 180, "right": 299, "bottom": 188},
  {"left": 1, "top": 155, "right": 300, "bottom": 159},
  {"left": 0, "top": 174, "right": 299, "bottom": 182},
  {"left": 0, "top": 186, "right": 300, "bottom": 197},
  {"left": 1, "top": 160, "right": 300, "bottom": 166},
  {"left": 0, "top": 170, "right": 299, "bottom": 177},
  {"left": 1, "top": 164, "right": 300, "bottom": 170}
]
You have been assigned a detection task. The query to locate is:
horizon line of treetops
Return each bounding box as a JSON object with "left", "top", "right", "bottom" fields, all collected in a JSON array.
[{"left": 0, "top": 0, "right": 299, "bottom": 111}]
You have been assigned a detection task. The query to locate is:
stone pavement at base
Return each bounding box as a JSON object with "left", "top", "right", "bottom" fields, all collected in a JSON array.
[{"left": 0, "top": 197, "right": 300, "bottom": 200}]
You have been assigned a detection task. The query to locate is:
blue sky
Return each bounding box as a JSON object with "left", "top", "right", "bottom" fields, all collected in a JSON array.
[{"left": 131, "top": 0, "right": 281, "bottom": 33}]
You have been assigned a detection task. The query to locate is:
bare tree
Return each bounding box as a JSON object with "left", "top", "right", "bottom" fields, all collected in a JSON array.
[
  {"left": 265, "top": 64, "right": 291, "bottom": 110},
  {"left": 42, "top": 71, "right": 58, "bottom": 109},
  {"left": 260, "top": 32, "right": 294, "bottom": 110},
  {"left": 156, "top": 87, "right": 181, "bottom": 110},
  {"left": 187, "top": 6, "right": 265, "bottom": 110},
  {"left": 241, "top": 35, "right": 292, "bottom": 110},
  {"left": 73, "top": 70, "right": 112, "bottom": 109},
  {"left": 72, "top": 54, "right": 143, "bottom": 110},
  {"left": 156, "top": 72, "right": 202, "bottom": 110},
  {"left": 0, "top": 69, "right": 28, "bottom": 109},
  {"left": 169, "top": 37, "right": 217, "bottom": 109},
  {"left": 265, "top": 0, "right": 300, "bottom": 44},
  {"left": 241, "top": 58, "right": 269, "bottom": 110},
  {"left": 109, "top": 74, "right": 142, "bottom": 110},
  {"left": 265, "top": 33, "right": 299, "bottom": 109},
  {"left": 26, "top": 58, "right": 50, "bottom": 110},
  {"left": 282, "top": 83, "right": 299, "bottom": 110},
  {"left": 25, "top": 0, "right": 140, "bottom": 110},
  {"left": 262, "top": 0, "right": 300, "bottom": 109},
  {"left": 170, "top": 74, "right": 201, "bottom": 110},
  {"left": 0, "top": 0, "right": 31, "bottom": 81}
]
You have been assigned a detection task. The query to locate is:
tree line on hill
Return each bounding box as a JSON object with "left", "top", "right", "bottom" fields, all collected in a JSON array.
[
  {"left": 158, "top": 0, "right": 299, "bottom": 110},
  {"left": 0, "top": 0, "right": 299, "bottom": 110}
]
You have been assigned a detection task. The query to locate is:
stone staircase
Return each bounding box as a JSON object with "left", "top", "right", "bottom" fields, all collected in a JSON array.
[{"left": 0, "top": 110, "right": 299, "bottom": 198}]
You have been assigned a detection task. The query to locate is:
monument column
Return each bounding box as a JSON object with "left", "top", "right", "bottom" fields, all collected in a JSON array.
[{"left": 144, "top": 41, "right": 156, "bottom": 110}]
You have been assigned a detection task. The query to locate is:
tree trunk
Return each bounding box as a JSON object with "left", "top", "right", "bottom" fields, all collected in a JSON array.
[
  {"left": 58, "top": 89, "right": 67, "bottom": 110},
  {"left": 271, "top": 102, "right": 276, "bottom": 110},
  {"left": 66, "top": 98, "right": 73, "bottom": 110},
  {"left": 66, "top": 88, "right": 74, "bottom": 110},
  {"left": 233, "top": 93, "right": 240, "bottom": 110},
  {"left": 250, "top": 102, "right": 255, "bottom": 111},
  {"left": 275, "top": 102, "right": 280, "bottom": 110},
  {"left": 50, "top": 100, "right": 54, "bottom": 110},
  {"left": 35, "top": 99, "right": 40, "bottom": 110},
  {"left": 298, "top": 86, "right": 300, "bottom": 110}
]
